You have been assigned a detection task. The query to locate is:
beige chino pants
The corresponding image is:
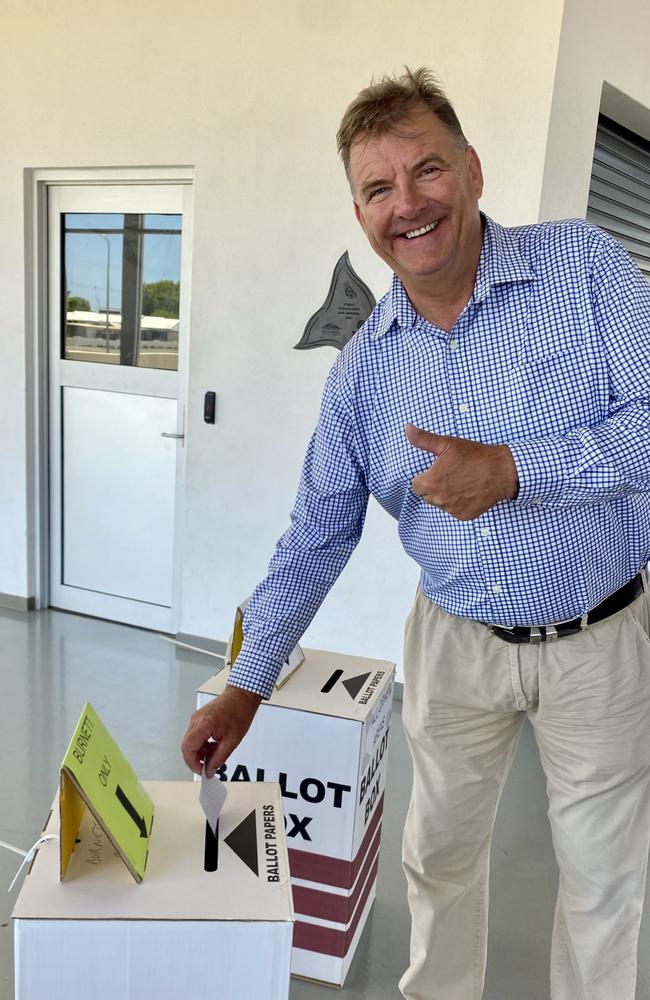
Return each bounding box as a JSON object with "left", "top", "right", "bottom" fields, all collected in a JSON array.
[{"left": 399, "top": 585, "right": 650, "bottom": 1000}]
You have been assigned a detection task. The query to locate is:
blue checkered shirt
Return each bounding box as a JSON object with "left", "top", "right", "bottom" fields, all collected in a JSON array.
[{"left": 230, "top": 216, "right": 650, "bottom": 697}]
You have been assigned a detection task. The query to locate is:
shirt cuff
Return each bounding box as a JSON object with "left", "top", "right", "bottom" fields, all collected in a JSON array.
[
  {"left": 508, "top": 437, "right": 570, "bottom": 507},
  {"left": 228, "top": 644, "right": 285, "bottom": 700}
]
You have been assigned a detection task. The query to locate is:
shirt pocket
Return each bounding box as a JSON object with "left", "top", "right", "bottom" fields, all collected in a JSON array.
[{"left": 505, "top": 344, "right": 608, "bottom": 438}]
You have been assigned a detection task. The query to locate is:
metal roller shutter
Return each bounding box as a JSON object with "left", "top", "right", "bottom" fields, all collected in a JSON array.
[{"left": 587, "top": 116, "right": 650, "bottom": 280}]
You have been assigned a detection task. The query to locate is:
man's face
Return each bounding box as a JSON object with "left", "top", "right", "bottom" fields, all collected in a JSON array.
[{"left": 349, "top": 107, "right": 484, "bottom": 293}]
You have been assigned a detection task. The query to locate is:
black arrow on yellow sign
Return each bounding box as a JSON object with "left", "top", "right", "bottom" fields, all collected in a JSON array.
[{"left": 116, "top": 784, "right": 148, "bottom": 838}]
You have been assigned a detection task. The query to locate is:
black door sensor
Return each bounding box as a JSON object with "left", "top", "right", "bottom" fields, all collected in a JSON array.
[{"left": 204, "top": 391, "right": 216, "bottom": 424}]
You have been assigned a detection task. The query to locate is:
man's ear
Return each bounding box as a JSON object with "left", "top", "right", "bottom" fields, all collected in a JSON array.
[
  {"left": 466, "top": 147, "right": 484, "bottom": 200},
  {"left": 353, "top": 200, "right": 367, "bottom": 233}
]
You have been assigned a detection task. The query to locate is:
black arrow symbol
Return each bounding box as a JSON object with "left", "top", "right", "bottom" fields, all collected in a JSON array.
[
  {"left": 115, "top": 785, "right": 148, "bottom": 838},
  {"left": 224, "top": 809, "right": 259, "bottom": 876},
  {"left": 343, "top": 671, "right": 371, "bottom": 700}
]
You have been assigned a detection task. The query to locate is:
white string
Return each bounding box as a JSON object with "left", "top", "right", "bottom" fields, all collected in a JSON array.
[
  {"left": 1, "top": 834, "right": 59, "bottom": 892},
  {"left": 164, "top": 635, "right": 227, "bottom": 660},
  {"left": 0, "top": 839, "right": 28, "bottom": 858}
]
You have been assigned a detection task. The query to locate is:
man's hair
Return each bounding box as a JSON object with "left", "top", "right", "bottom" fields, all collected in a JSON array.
[{"left": 336, "top": 67, "right": 468, "bottom": 185}]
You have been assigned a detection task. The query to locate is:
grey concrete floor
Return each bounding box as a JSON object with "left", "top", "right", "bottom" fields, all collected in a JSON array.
[{"left": 1, "top": 606, "right": 650, "bottom": 999}]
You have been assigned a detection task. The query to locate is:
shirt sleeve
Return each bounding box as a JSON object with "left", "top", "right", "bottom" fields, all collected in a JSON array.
[
  {"left": 510, "top": 233, "right": 650, "bottom": 509},
  {"left": 228, "top": 358, "right": 370, "bottom": 697}
]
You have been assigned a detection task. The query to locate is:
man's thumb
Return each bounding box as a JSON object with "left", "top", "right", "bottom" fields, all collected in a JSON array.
[{"left": 405, "top": 423, "right": 450, "bottom": 456}]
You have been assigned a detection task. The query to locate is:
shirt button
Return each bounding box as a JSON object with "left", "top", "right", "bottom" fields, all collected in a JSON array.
[
  {"left": 491, "top": 584, "right": 503, "bottom": 594},
  {"left": 459, "top": 403, "right": 469, "bottom": 413},
  {"left": 449, "top": 339, "right": 459, "bottom": 351},
  {"left": 481, "top": 527, "right": 490, "bottom": 537}
]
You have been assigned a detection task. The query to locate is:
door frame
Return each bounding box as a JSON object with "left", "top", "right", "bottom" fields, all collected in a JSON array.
[{"left": 26, "top": 166, "right": 194, "bottom": 632}]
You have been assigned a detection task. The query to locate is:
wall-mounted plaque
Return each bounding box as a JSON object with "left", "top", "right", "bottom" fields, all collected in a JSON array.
[{"left": 295, "top": 252, "right": 376, "bottom": 352}]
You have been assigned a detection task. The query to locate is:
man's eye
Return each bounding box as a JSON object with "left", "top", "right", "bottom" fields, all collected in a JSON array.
[
  {"left": 368, "top": 186, "right": 388, "bottom": 202},
  {"left": 422, "top": 166, "right": 441, "bottom": 178}
]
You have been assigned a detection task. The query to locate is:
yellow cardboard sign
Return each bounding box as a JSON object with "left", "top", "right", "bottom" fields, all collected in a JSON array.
[
  {"left": 228, "top": 604, "right": 245, "bottom": 667},
  {"left": 60, "top": 703, "right": 154, "bottom": 884},
  {"left": 226, "top": 599, "right": 304, "bottom": 689}
]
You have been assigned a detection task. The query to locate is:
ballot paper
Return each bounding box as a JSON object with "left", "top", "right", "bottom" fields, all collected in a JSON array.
[{"left": 199, "top": 767, "right": 227, "bottom": 835}]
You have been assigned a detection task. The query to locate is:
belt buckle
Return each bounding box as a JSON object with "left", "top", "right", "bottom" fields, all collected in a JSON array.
[{"left": 485, "top": 624, "right": 512, "bottom": 644}]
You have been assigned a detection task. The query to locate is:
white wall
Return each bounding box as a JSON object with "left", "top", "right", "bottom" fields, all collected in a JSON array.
[
  {"left": 0, "top": 0, "right": 565, "bottom": 676},
  {"left": 540, "top": 0, "right": 650, "bottom": 221}
]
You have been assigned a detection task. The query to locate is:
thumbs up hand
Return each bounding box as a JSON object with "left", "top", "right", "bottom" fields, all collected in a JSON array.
[{"left": 406, "top": 424, "right": 519, "bottom": 521}]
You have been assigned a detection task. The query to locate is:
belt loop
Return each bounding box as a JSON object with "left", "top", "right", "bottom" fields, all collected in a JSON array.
[
  {"left": 546, "top": 624, "right": 558, "bottom": 642},
  {"left": 580, "top": 613, "right": 588, "bottom": 630},
  {"left": 530, "top": 627, "right": 542, "bottom": 645}
]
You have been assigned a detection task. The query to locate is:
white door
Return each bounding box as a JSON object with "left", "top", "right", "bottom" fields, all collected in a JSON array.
[{"left": 48, "top": 184, "right": 192, "bottom": 631}]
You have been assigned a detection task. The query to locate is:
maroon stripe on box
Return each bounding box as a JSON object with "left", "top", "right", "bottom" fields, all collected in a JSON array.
[
  {"left": 292, "top": 853, "right": 380, "bottom": 958},
  {"left": 292, "top": 827, "right": 381, "bottom": 922},
  {"left": 288, "top": 792, "right": 384, "bottom": 888}
]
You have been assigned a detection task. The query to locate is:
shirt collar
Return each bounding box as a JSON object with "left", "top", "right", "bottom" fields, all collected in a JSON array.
[
  {"left": 369, "top": 214, "right": 535, "bottom": 338},
  {"left": 472, "top": 214, "right": 535, "bottom": 303}
]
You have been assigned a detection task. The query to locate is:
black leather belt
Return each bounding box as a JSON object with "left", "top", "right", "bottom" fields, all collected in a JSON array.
[{"left": 484, "top": 574, "right": 644, "bottom": 644}]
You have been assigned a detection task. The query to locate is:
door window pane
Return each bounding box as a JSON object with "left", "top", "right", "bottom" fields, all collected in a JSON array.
[
  {"left": 63, "top": 213, "right": 182, "bottom": 370},
  {"left": 139, "top": 225, "right": 181, "bottom": 370}
]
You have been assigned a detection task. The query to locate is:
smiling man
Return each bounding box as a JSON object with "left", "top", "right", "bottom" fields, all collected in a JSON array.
[
  {"left": 182, "top": 68, "right": 650, "bottom": 1000},
  {"left": 350, "top": 105, "right": 484, "bottom": 322}
]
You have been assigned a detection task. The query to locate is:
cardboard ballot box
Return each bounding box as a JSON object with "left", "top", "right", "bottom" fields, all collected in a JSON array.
[
  {"left": 197, "top": 648, "right": 395, "bottom": 986},
  {"left": 13, "top": 781, "right": 293, "bottom": 1000}
]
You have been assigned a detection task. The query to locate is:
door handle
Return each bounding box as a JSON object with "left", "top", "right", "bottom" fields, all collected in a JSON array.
[{"left": 161, "top": 432, "right": 185, "bottom": 439}]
